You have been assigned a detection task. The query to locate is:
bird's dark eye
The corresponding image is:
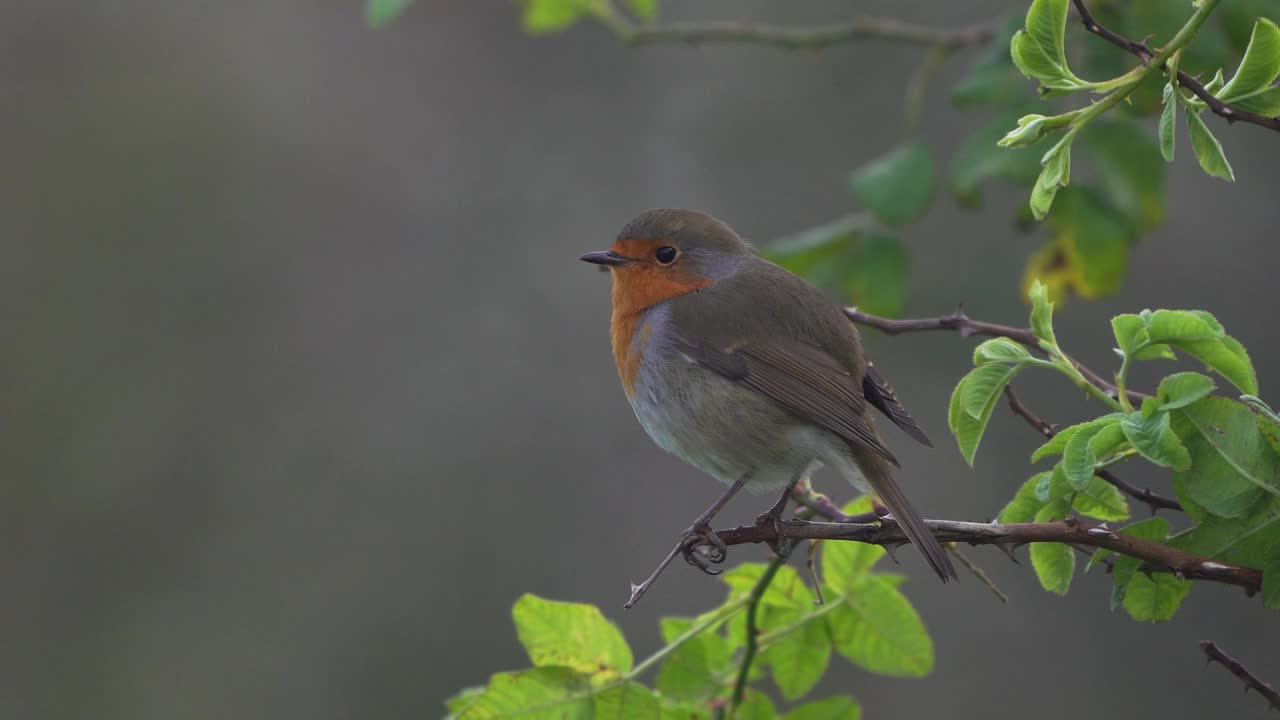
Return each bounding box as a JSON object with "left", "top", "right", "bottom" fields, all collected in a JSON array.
[{"left": 655, "top": 246, "right": 678, "bottom": 265}]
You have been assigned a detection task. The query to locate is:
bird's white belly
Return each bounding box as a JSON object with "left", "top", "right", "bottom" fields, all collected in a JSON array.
[{"left": 629, "top": 357, "right": 842, "bottom": 493}]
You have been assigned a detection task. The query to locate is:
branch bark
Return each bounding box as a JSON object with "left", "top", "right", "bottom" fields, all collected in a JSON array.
[
  {"left": 1201, "top": 641, "right": 1280, "bottom": 711},
  {"left": 1071, "top": 0, "right": 1280, "bottom": 133},
  {"left": 597, "top": 14, "right": 995, "bottom": 52},
  {"left": 709, "top": 517, "right": 1262, "bottom": 594}
]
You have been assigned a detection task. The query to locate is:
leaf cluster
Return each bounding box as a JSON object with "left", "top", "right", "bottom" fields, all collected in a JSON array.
[
  {"left": 446, "top": 499, "right": 934, "bottom": 719},
  {"left": 952, "top": 281, "right": 1279, "bottom": 620}
]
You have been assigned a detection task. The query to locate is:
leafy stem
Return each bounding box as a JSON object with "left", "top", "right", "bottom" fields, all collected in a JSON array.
[
  {"left": 628, "top": 597, "right": 748, "bottom": 680},
  {"left": 728, "top": 550, "right": 790, "bottom": 716},
  {"left": 1116, "top": 352, "right": 1135, "bottom": 413},
  {"left": 1036, "top": 344, "right": 1127, "bottom": 413}
]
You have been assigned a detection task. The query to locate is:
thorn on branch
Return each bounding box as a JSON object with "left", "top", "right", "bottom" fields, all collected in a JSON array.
[
  {"left": 1201, "top": 641, "right": 1280, "bottom": 712},
  {"left": 1071, "top": 0, "right": 1280, "bottom": 132}
]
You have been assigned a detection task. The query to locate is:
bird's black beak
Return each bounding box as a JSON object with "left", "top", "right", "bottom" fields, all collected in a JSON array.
[{"left": 579, "top": 250, "right": 630, "bottom": 267}]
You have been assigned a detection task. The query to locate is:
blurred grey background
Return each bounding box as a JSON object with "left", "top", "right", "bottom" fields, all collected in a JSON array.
[{"left": 3, "top": 1, "right": 1278, "bottom": 718}]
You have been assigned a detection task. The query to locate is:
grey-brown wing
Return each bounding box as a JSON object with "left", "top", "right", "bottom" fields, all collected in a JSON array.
[
  {"left": 672, "top": 332, "right": 900, "bottom": 467},
  {"left": 862, "top": 362, "right": 933, "bottom": 448}
]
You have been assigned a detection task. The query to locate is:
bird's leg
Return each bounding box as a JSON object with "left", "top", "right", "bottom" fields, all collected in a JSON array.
[
  {"left": 624, "top": 477, "right": 749, "bottom": 609},
  {"left": 680, "top": 476, "right": 749, "bottom": 571},
  {"left": 753, "top": 478, "right": 802, "bottom": 558}
]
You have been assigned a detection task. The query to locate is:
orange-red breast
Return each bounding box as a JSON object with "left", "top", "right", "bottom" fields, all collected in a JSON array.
[{"left": 581, "top": 209, "right": 956, "bottom": 583}]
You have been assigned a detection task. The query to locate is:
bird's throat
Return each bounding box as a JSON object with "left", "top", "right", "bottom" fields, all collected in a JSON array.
[{"left": 609, "top": 270, "right": 710, "bottom": 396}]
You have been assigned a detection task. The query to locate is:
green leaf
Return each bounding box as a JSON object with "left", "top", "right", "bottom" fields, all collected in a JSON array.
[
  {"left": 821, "top": 498, "right": 885, "bottom": 591},
  {"left": 949, "top": 113, "right": 1045, "bottom": 205},
  {"left": 1123, "top": 574, "right": 1192, "bottom": 622},
  {"left": 828, "top": 576, "right": 933, "bottom": 677},
  {"left": 1231, "top": 86, "right": 1280, "bottom": 115},
  {"left": 1080, "top": 119, "right": 1166, "bottom": 231},
  {"left": 766, "top": 216, "right": 868, "bottom": 269},
  {"left": 1172, "top": 496, "right": 1280, "bottom": 608},
  {"left": 1142, "top": 311, "right": 1257, "bottom": 393},
  {"left": 366, "top": 0, "right": 414, "bottom": 27},
  {"left": 512, "top": 595, "right": 633, "bottom": 677},
  {"left": 737, "top": 691, "right": 778, "bottom": 720},
  {"left": 518, "top": 0, "right": 593, "bottom": 34},
  {"left": 1105, "top": 518, "right": 1175, "bottom": 614},
  {"left": 1159, "top": 83, "right": 1177, "bottom": 162},
  {"left": 961, "top": 363, "right": 1017, "bottom": 417},
  {"left": 1243, "top": 395, "right": 1280, "bottom": 456},
  {"left": 764, "top": 606, "right": 832, "bottom": 700},
  {"left": 1186, "top": 110, "right": 1235, "bottom": 181},
  {"left": 1000, "top": 473, "right": 1050, "bottom": 523},
  {"left": 1112, "top": 313, "right": 1146, "bottom": 354},
  {"left": 594, "top": 683, "right": 661, "bottom": 719},
  {"left": 1145, "top": 309, "right": 1221, "bottom": 342},
  {"left": 1181, "top": 334, "right": 1256, "bottom": 396},
  {"left": 951, "top": 14, "right": 1030, "bottom": 107},
  {"left": 1032, "top": 415, "right": 1124, "bottom": 462},
  {"left": 950, "top": 363, "right": 1024, "bottom": 466},
  {"left": 1157, "top": 372, "right": 1216, "bottom": 410},
  {"left": 784, "top": 697, "right": 862, "bottom": 720},
  {"left": 1024, "top": 0, "right": 1074, "bottom": 77},
  {"left": 660, "top": 702, "right": 712, "bottom": 720},
  {"left": 723, "top": 564, "right": 814, "bottom": 607},
  {"left": 1010, "top": 0, "right": 1085, "bottom": 92},
  {"left": 1069, "top": 474, "right": 1130, "bottom": 521},
  {"left": 973, "top": 338, "right": 1034, "bottom": 365},
  {"left": 1029, "top": 132, "right": 1075, "bottom": 220},
  {"left": 1112, "top": 312, "right": 1179, "bottom": 362},
  {"left": 1063, "top": 424, "right": 1104, "bottom": 490},
  {"left": 1088, "top": 421, "right": 1128, "bottom": 459},
  {"left": 838, "top": 232, "right": 909, "bottom": 318},
  {"left": 766, "top": 224, "right": 908, "bottom": 318},
  {"left": 1046, "top": 186, "right": 1134, "bottom": 299},
  {"left": 447, "top": 686, "right": 486, "bottom": 715},
  {"left": 623, "top": 0, "right": 657, "bottom": 22},
  {"left": 849, "top": 143, "right": 936, "bottom": 226},
  {"left": 1121, "top": 411, "right": 1192, "bottom": 470},
  {"left": 1172, "top": 398, "right": 1280, "bottom": 517},
  {"left": 656, "top": 617, "right": 729, "bottom": 701},
  {"left": 1030, "top": 501, "right": 1074, "bottom": 593},
  {"left": 459, "top": 667, "right": 592, "bottom": 719},
  {"left": 1217, "top": 19, "right": 1280, "bottom": 103},
  {"left": 1028, "top": 279, "right": 1057, "bottom": 347}
]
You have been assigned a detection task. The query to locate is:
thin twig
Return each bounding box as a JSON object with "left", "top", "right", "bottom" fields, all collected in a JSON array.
[
  {"left": 845, "top": 306, "right": 1147, "bottom": 404},
  {"left": 595, "top": 11, "right": 995, "bottom": 52},
  {"left": 903, "top": 44, "right": 949, "bottom": 135},
  {"left": 1003, "top": 386, "right": 1183, "bottom": 513},
  {"left": 1071, "top": 0, "right": 1280, "bottom": 133},
  {"left": 711, "top": 516, "right": 1262, "bottom": 595},
  {"left": 947, "top": 545, "right": 1008, "bottom": 603},
  {"left": 1201, "top": 640, "right": 1280, "bottom": 712}
]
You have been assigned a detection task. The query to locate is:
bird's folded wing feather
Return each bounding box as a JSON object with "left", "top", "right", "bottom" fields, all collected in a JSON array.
[
  {"left": 672, "top": 331, "right": 900, "bottom": 467},
  {"left": 862, "top": 363, "right": 933, "bottom": 448}
]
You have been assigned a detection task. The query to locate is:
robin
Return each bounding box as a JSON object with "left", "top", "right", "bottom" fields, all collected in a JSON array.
[{"left": 581, "top": 209, "right": 956, "bottom": 605}]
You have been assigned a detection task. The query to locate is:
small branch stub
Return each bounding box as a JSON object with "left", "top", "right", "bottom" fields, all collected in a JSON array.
[{"left": 1201, "top": 640, "right": 1280, "bottom": 711}]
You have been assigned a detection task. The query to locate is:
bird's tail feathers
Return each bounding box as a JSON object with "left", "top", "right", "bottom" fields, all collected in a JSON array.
[{"left": 864, "top": 465, "right": 957, "bottom": 583}]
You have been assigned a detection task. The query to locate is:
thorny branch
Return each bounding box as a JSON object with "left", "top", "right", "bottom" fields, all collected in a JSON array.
[
  {"left": 844, "top": 306, "right": 1147, "bottom": 405},
  {"left": 1003, "top": 385, "right": 1183, "bottom": 513},
  {"left": 1072, "top": 0, "right": 1280, "bottom": 133},
  {"left": 593, "top": 10, "right": 996, "bottom": 53},
  {"left": 842, "top": 306, "right": 1183, "bottom": 512},
  {"left": 1201, "top": 641, "right": 1280, "bottom": 712},
  {"left": 709, "top": 516, "right": 1262, "bottom": 594}
]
